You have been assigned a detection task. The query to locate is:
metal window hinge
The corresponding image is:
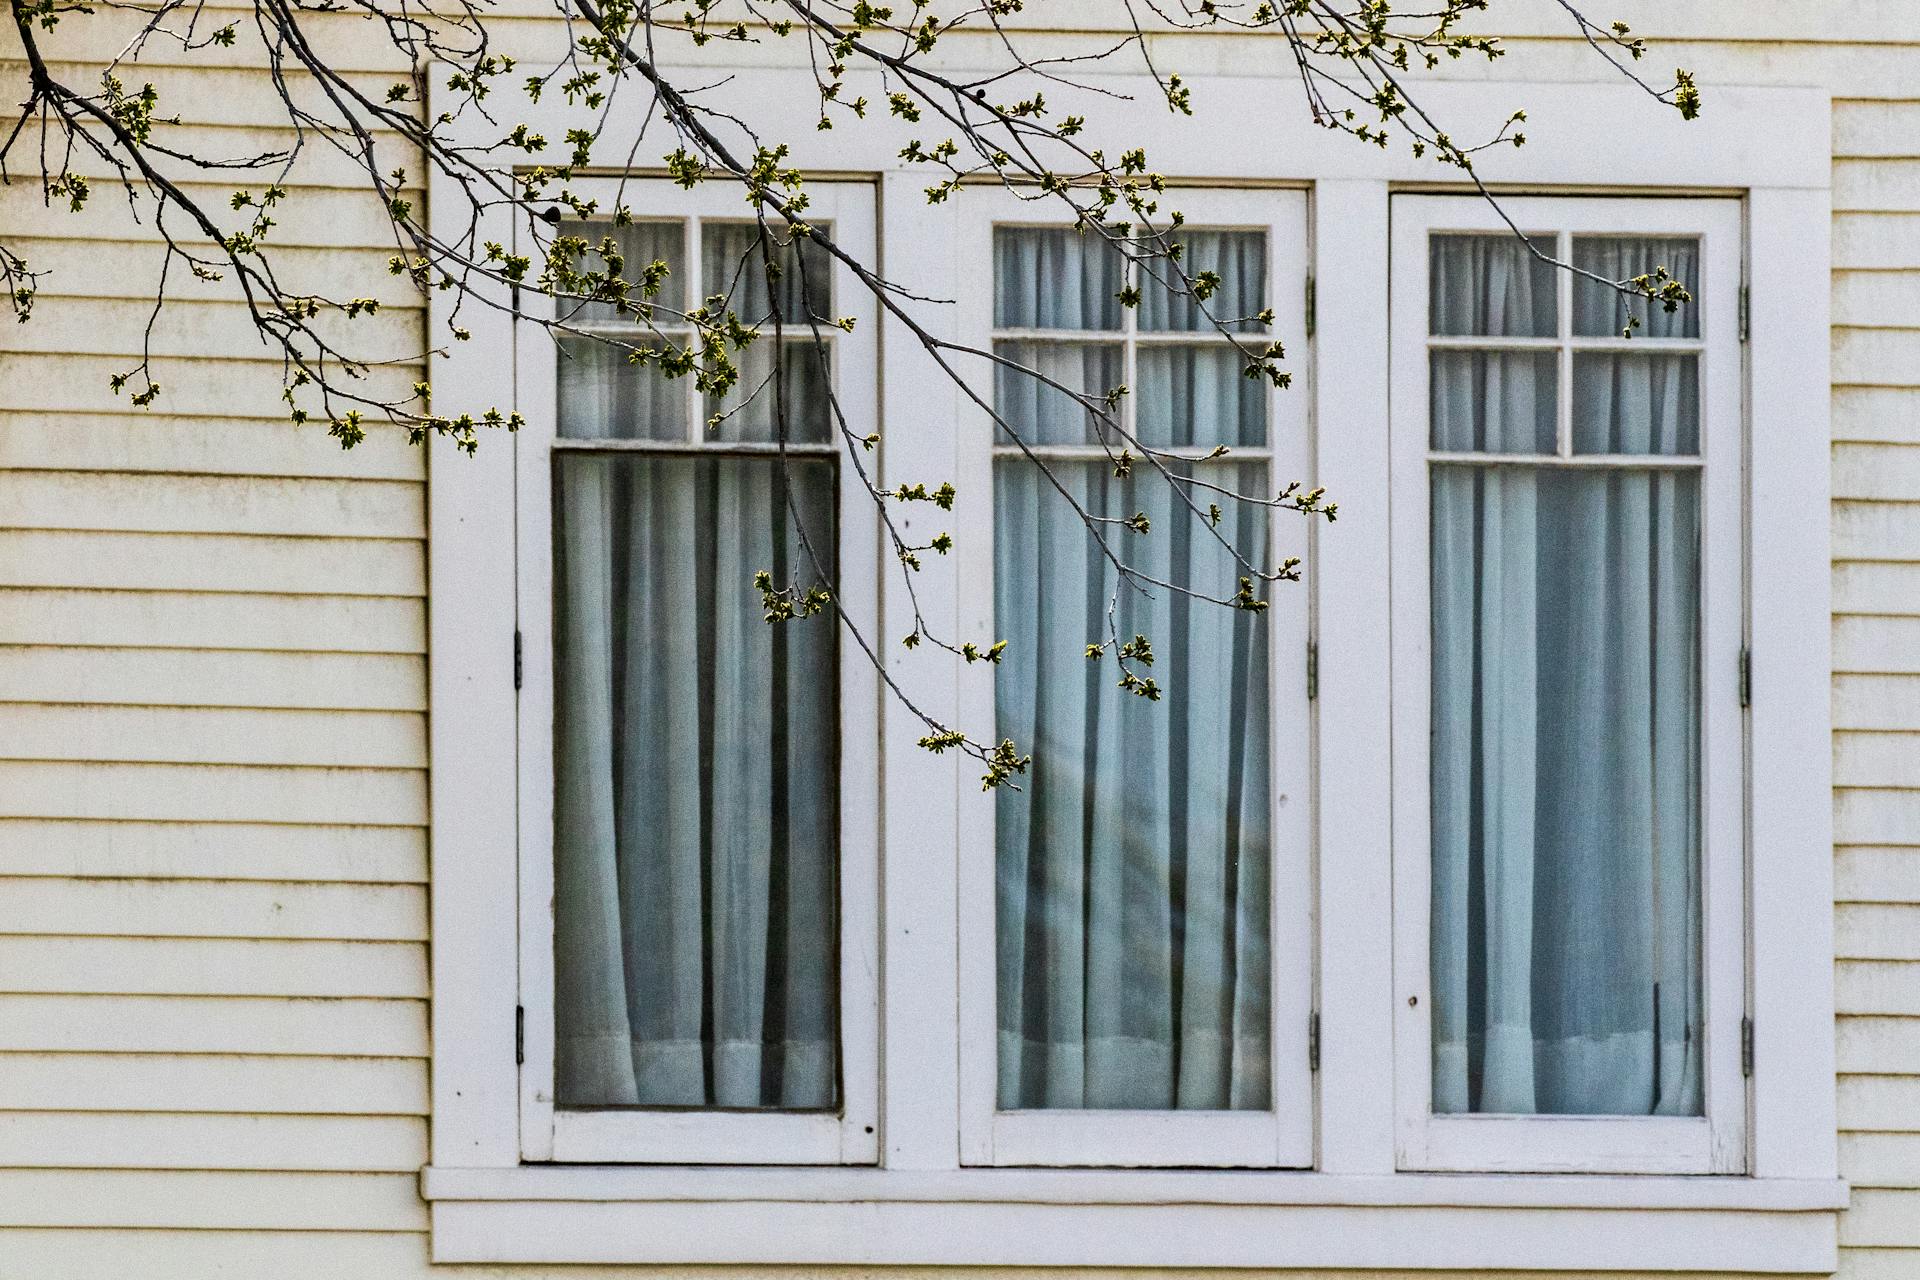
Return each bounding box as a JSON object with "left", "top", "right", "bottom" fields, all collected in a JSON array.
[
  {"left": 1738, "top": 284, "right": 1750, "bottom": 344},
  {"left": 1738, "top": 645, "right": 1752, "bottom": 709},
  {"left": 1741, "top": 1016, "right": 1754, "bottom": 1078},
  {"left": 1308, "top": 1011, "right": 1321, "bottom": 1072},
  {"left": 516, "top": 1005, "right": 526, "bottom": 1066},
  {"left": 513, "top": 630, "right": 524, "bottom": 691},
  {"left": 1304, "top": 275, "right": 1317, "bottom": 339},
  {"left": 1306, "top": 640, "right": 1319, "bottom": 702}
]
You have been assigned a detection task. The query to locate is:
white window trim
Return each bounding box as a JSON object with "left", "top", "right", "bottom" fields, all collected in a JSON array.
[
  {"left": 509, "top": 180, "right": 882, "bottom": 1165},
  {"left": 425, "top": 64, "right": 1841, "bottom": 1270},
  {"left": 1387, "top": 196, "right": 1746, "bottom": 1175},
  {"left": 952, "top": 185, "right": 1316, "bottom": 1170}
]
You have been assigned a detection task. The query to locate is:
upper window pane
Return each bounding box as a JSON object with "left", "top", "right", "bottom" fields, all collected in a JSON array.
[
  {"left": 1573, "top": 236, "right": 1701, "bottom": 339},
  {"left": 995, "top": 227, "right": 1122, "bottom": 331},
  {"left": 557, "top": 335, "right": 685, "bottom": 442},
  {"left": 703, "top": 222, "right": 832, "bottom": 326},
  {"left": 992, "top": 340, "right": 1124, "bottom": 446},
  {"left": 556, "top": 219, "right": 685, "bottom": 327},
  {"left": 1429, "top": 234, "right": 1558, "bottom": 338},
  {"left": 1139, "top": 230, "right": 1267, "bottom": 333},
  {"left": 551, "top": 452, "right": 840, "bottom": 1111}
]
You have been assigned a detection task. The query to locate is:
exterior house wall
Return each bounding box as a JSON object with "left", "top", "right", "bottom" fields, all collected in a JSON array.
[{"left": 0, "top": 2, "right": 1913, "bottom": 1275}]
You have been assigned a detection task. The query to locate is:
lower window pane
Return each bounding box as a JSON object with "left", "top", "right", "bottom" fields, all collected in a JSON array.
[
  {"left": 1429, "top": 465, "right": 1703, "bottom": 1116},
  {"left": 551, "top": 453, "right": 840, "bottom": 1110},
  {"left": 994, "top": 461, "right": 1272, "bottom": 1111}
]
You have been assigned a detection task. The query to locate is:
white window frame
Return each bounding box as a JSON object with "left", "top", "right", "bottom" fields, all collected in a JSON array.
[
  {"left": 950, "top": 185, "right": 1316, "bottom": 1168},
  {"left": 424, "top": 64, "right": 1843, "bottom": 1271},
  {"left": 512, "top": 178, "right": 882, "bottom": 1165},
  {"left": 1386, "top": 196, "right": 1746, "bottom": 1174}
]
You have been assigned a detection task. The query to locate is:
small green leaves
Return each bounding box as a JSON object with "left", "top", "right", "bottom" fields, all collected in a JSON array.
[
  {"left": 754, "top": 570, "right": 832, "bottom": 622},
  {"left": 1233, "top": 577, "right": 1270, "bottom": 613}
]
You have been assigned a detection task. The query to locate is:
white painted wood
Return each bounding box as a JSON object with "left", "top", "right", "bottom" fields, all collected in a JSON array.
[
  {"left": 0, "top": 529, "right": 423, "bottom": 596},
  {"left": 0, "top": 1230, "right": 435, "bottom": 1280},
  {"left": 0, "top": 877, "right": 425, "bottom": 941},
  {"left": 0, "top": 648, "right": 427, "bottom": 713},
  {"left": 1311, "top": 178, "right": 1398, "bottom": 1177},
  {"left": 0, "top": 587, "right": 424, "bottom": 653},
  {"left": 426, "top": 174, "right": 522, "bottom": 1167},
  {"left": 0, "top": 819, "right": 426, "bottom": 882},
  {"left": 0, "top": 937, "right": 425, "bottom": 998},
  {"left": 1837, "top": 961, "right": 1920, "bottom": 1016},
  {"left": 0, "top": 705, "right": 425, "bottom": 768},
  {"left": 0, "top": 411, "right": 423, "bottom": 480},
  {"left": 0, "top": 471, "right": 421, "bottom": 537},
  {"left": 0, "top": 761, "right": 425, "bottom": 825},
  {"left": 0, "top": 1112, "right": 426, "bottom": 1172},
  {"left": 0, "top": 1169, "right": 427, "bottom": 1231},
  {"left": 0, "top": 1052, "right": 428, "bottom": 1115},
  {"left": 0, "top": 994, "right": 425, "bottom": 1056},
  {"left": 427, "top": 1196, "right": 1839, "bottom": 1272},
  {"left": 1388, "top": 196, "right": 1749, "bottom": 1175},
  {"left": 879, "top": 170, "right": 966, "bottom": 1172}
]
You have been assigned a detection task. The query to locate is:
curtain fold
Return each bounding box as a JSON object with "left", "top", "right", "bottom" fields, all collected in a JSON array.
[
  {"left": 553, "top": 454, "right": 840, "bottom": 1110},
  {"left": 1428, "top": 234, "right": 1703, "bottom": 1118},
  {"left": 992, "top": 226, "right": 1273, "bottom": 1112}
]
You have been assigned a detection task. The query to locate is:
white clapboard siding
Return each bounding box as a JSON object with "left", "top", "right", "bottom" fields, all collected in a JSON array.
[
  {"left": 0, "top": 1112, "right": 427, "bottom": 1171},
  {"left": 0, "top": 1230, "right": 435, "bottom": 1279},
  {"left": 0, "top": 648, "right": 427, "bottom": 712},
  {"left": 0, "top": 937, "right": 427, "bottom": 998},
  {"left": 0, "top": 354, "right": 420, "bottom": 415},
  {"left": 0, "top": 995, "right": 426, "bottom": 1057},
  {"left": 1840, "top": 963, "right": 1920, "bottom": 1018},
  {"left": 0, "top": 1169, "right": 428, "bottom": 1231},
  {"left": 1834, "top": 388, "right": 1920, "bottom": 445},
  {"left": 0, "top": 471, "right": 422, "bottom": 538},
  {"left": 0, "top": 704, "right": 425, "bottom": 768},
  {"left": 0, "top": 878, "right": 427, "bottom": 941},
  {"left": 1843, "top": 1134, "right": 1920, "bottom": 1189},
  {"left": 0, "top": 588, "right": 425, "bottom": 653},
  {"left": 0, "top": 530, "right": 424, "bottom": 596},
  {"left": 1837, "top": 850, "right": 1920, "bottom": 904},
  {"left": 0, "top": 411, "right": 424, "bottom": 478},
  {"left": 0, "top": 819, "right": 426, "bottom": 882},
  {"left": 0, "top": 762, "right": 427, "bottom": 825},
  {"left": 0, "top": 1053, "right": 428, "bottom": 1115}
]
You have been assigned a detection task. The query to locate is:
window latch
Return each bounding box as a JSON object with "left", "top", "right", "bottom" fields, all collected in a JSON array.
[
  {"left": 1306, "top": 641, "right": 1319, "bottom": 702},
  {"left": 1304, "top": 274, "right": 1316, "bottom": 339},
  {"left": 1308, "top": 1010, "right": 1321, "bottom": 1072},
  {"left": 516, "top": 1005, "right": 526, "bottom": 1066},
  {"left": 1741, "top": 1016, "right": 1754, "bottom": 1078},
  {"left": 1739, "top": 646, "right": 1751, "bottom": 708}
]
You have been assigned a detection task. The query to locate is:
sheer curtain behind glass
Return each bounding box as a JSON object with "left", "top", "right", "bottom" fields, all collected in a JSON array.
[
  {"left": 1428, "top": 233, "right": 1703, "bottom": 1117},
  {"left": 552, "top": 221, "right": 841, "bottom": 1110},
  {"left": 994, "top": 227, "right": 1273, "bottom": 1112}
]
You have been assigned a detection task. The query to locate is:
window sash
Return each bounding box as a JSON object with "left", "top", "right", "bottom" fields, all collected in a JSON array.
[
  {"left": 1387, "top": 194, "right": 1747, "bottom": 1175},
  {"left": 513, "top": 179, "right": 882, "bottom": 1165},
  {"left": 952, "top": 186, "right": 1317, "bottom": 1168}
]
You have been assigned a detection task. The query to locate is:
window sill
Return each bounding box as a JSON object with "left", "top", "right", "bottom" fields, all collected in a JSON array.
[{"left": 421, "top": 1165, "right": 1846, "bottom": 1271}]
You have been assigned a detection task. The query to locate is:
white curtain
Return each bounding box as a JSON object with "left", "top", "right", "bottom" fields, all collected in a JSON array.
[
  {"left": 1429, "top": 235, "right": 1703, "bottom": 1117},
  {"left": 993, "top": 227, "right": 1273, "bottom": 1111},
  {"left": 551, "top": 453, "right": 840, "bottom": 1110}
]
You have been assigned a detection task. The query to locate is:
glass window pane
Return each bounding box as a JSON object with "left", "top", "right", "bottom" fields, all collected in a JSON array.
[
  {"left": 1136, "top": 346, "right": 1266, "bottom": 449},
  {"left": 551, "top": 453, "right": 840, "bottom": 1110},
  {"left": 1429, "top": 465, "right": 1703, "bottom": 1117},
  {"left": 1430, "top": 234, "right": 1558, "bottom": 337},
  {"left": 557, "top": 335, "right": 686, "bottom": 441},
  {"left": 702, "top": 222, "right": 832, "bottom": 326},
  {"left": 1573, "top": 236, "right": 1700, "bottom": 338},
  {"left": 994, "top": 458, "right": 1273, "bottom": 1111},
  {"left": 995, "top": 227, "right": 1122, "bottom": 331},
  {"left": 706, "top": 337, "right": 833, "bottom": 444},
  {"left": 1572, "top": 352, "right": 1699, "bottom": 455},
  {"left": 556, "top": 220, "right": 685, "bottom": 326},
  {"left": 1430, "top": 351, "right": 1557, "bottom": 453},
  {"left": 993, "top": 340, "right": 1124, "bottom": 446},
  {"left": 1140, "top": 230, "right": 1268, "bottom": 333}
]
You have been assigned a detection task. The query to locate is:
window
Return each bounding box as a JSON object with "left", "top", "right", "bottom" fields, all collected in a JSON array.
[
  {"left": 1388, "top": 196, "right": 1747, "bottom": 1173},
  {"left": 425, "top": 80, "right": 1840, "bottom": 1269},
  {"left": 952, "top": 190, "right": 1315, "bottom": 1167},
  {"left": 511, "top": 179, "right": 881, "bottom": 1164}
]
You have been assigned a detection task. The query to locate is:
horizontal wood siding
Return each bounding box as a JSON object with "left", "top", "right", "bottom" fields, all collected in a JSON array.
[{"left": 1, "top": 4, "right": 1916, "bottom": 1277}]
